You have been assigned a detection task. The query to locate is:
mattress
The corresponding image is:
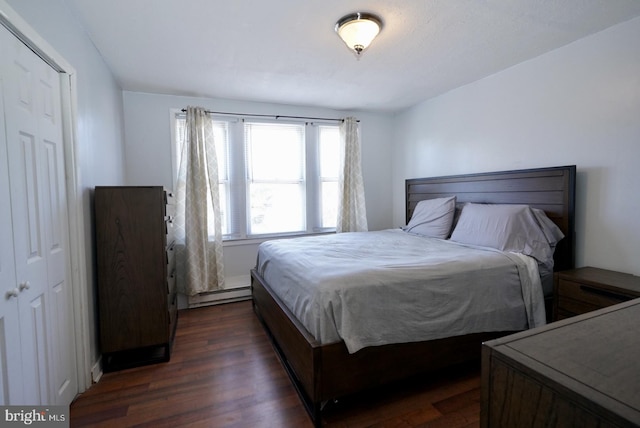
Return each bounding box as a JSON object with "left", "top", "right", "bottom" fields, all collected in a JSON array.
[{"left": 256, "top": 229, "right": 546, "bottom": 353}]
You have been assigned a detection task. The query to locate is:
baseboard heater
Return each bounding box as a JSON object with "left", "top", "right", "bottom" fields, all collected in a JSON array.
[{"left": 187, "top": 275, "right": 251, "bottom": 308}]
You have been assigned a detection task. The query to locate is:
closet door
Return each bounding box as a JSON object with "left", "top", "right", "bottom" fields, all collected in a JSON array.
[
  {"left": 0, "top": 23, "right": 76, "bottom": 405},
  {"left": 0, "top": 36, "right": 24, "bottom": 405},
  {"left": 34, "top": 37, "right": 77, "bottom": 407}
]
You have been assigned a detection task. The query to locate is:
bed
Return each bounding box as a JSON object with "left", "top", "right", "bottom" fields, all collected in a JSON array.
[{"left": 250, "top": 165, "right": 576, "bottom": 425}]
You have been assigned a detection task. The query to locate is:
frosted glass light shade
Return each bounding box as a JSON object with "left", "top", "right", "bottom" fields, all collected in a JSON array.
[{"left": 335, "top": 13, "right": 382, "bottom": 56}]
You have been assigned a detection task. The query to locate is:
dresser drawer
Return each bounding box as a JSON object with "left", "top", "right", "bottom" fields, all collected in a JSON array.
[
  {"left": 167, "top": 266, "right": 176, "bottom": 296},
  {"left": 558, "top": 279, "right": 634, "bottom": 307},
  {"left": 554, "top": 267, "right": 640, "bottom": 321},
  {"left": 165, "top": 217, "right": 175, "bottom": 242},
  {"left": 168, "top": 290, "right": 178, "bottom": 334},
  {"left": 164, "top": 189, "right": 175, "bottom": 206},
  {"left": 165, "top": 200, "right": 176, "bottom": 219},
  {"left": 556, "top": 296, "right": 601, "bottom": 319},
  {"left": 166, "top": 241, "right": 176, "bottom": 269}
]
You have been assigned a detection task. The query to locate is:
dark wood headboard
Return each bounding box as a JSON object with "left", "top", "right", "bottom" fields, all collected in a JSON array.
[{"left": 405, "top": 165, "right": 576, "bottom": 271}]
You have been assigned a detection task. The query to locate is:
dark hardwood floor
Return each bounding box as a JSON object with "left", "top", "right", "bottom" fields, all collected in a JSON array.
[{"left": 70, "top": 301, "right": 481, "bottom": 427}]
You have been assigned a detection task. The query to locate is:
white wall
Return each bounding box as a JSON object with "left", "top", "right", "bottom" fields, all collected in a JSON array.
[
  {"left": 6, "top": 0, "right": 126, "bottom": 377},
  {"left": 123, "top": 91, "right": 395, "bottom": 289},
  {"left": 13, "top": 0, "right": 638, "bottom": 381},
  {"left": 392, "top": 17, "right": 640, "bottom": 275}
]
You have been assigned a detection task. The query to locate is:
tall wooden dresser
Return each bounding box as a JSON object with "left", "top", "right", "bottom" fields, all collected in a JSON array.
[{"left": 95, "top": 186, "right": 177, "bottom": 371}]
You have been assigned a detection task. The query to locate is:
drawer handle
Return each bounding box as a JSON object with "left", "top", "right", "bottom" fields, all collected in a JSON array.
[{"left": 579, "top": 285, "right": 629, "bottom": 301}]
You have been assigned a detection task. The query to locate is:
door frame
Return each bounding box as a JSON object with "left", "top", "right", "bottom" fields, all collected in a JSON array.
[{"left": 0, "top": 1, "right": 91, "bottom": 394}]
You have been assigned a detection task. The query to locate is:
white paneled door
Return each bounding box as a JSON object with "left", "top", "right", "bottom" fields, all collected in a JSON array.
[
  {"left": 0, "top": 36, "right": 23, "bottom": 406},
  {"left": 0, "top": 24, "right": 77, "bottom": 405}
]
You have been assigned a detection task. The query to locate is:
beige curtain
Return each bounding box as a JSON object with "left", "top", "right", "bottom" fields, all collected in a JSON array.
[
  {"left": 175, "top": 106, "right": 225, "bottom": 295},
  {"left": 336, "top": 117, "right": 368, "bottom": 233}
]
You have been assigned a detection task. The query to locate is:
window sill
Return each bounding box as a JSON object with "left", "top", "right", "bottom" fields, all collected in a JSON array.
[{"left": 222, "top": 231, "right": 335, "bottom": 247}]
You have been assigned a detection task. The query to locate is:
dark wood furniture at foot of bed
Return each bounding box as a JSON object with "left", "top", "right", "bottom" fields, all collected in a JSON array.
[
  {"left": 251, "top": 165, "right": 576, "bottom": 425},
  {"left": 482, "top": 299, "right": 640, "bottom": 427}
]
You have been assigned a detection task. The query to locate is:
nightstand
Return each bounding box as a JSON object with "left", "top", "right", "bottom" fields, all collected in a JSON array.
[{"left": 554, "top": 266, "right": 640, "bottom": 321}]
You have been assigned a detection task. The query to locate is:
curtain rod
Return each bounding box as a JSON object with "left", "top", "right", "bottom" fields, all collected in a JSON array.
[{"left": 180, "top": 108, "right": 358, "bottom": 123}]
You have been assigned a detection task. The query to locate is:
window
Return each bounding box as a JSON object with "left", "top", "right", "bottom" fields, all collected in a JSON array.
[
  {"left": 172, "top": 111, "right": 340, "bottom": 240},
  {"left": 245, "top": 122, "right": 306, "bottom": 235}
]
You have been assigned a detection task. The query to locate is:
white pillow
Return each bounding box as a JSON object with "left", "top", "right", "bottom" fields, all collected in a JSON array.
[
  {"left": 449, "top": 203, "right": 563, "bottom": 269},
  {"left": 531, "top": 208, "right": 565, "bottom": 247},
  {"left": 403, "top": 196, "right": 456, "bottom": 239}
]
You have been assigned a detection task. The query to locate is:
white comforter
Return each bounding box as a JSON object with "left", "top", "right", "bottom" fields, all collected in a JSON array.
[{"left": 256, "top": 229, "right": 546, "bottom": 353}]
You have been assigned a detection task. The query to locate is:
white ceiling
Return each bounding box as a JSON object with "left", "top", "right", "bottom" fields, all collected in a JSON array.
[{"left": 64, "top": 0, "right": 640, "bottom": 112}]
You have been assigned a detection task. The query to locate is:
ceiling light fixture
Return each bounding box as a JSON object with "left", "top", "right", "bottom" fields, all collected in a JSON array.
[{"left": 335, "top": 12, "right": 383, "bottom": 58}]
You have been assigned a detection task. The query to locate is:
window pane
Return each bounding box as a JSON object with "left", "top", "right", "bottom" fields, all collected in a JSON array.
[
  {"left": 319, "top": 125, "right": 340, "bottom": 229},
  {"left": 319, "top": 126, "right": 340, "bottom": 179},
  {"left": 246, "top": 123, "right": 304, "bottom": 181},
  {"left": 321, "top": 181, "right": 338, "bottom": 228},
  {"left": 206, "top": 183, "right": 228, "bottom": 236},
  {"left": 175, "top": 118, "right": 185, "bottom": 173},
  {"left": 213, "top": 122, "right": 228, "bottom": 181},
  {"left": 249, "top": 183, "right": 305, "bottom": 235}
]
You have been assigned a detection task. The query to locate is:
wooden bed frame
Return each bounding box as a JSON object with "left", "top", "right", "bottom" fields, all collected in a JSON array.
[{"left": 251, "top": 165, "right": 576, "bottom": 425}]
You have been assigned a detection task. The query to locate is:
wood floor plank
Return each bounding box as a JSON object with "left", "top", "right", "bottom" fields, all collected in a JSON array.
[{"left": 70, "top": 301, "right": 481, "bottom": 427}]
